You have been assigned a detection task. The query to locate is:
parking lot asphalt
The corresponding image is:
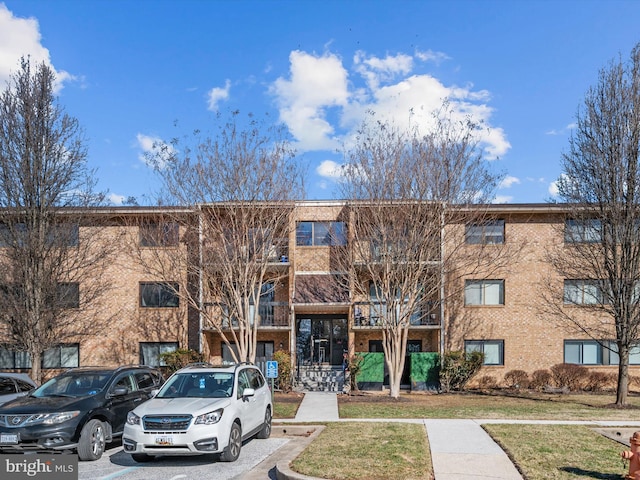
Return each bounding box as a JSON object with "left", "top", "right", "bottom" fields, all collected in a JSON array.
[{"left": 77, "top": 436, "right": 290, "bottom": 480}]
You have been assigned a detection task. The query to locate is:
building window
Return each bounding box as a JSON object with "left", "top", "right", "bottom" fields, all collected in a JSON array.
[
  {"left": 56, "top": 282, "right": 80, "bottom": 308},
  {"left": 465, "top": 220, "right": 505, "bottom": 244},
  {"left": 564, "top": 340, "right": 640, "bottom": 365},
  {"left": 564, "top": 219, "right": 601, "bottom": 243},
  {"left": 0, "top": 348, "right": 31, "bottom": 369},
  {"left": 0, "top": 223, "right": 79, "bottom": 247},
  {"left": 43, "top": 344, "right": 79, "bottom": 369},
  {"left": 221, "top": 341, "right": 274, "bottom": 363},
  {"left": 464, "top": 280, "right": 504, "bottom": 306},
  {"left": 140, "top": 342, "right": 178, "bottom": 367},
  {"left": 296, "top": 221, "right": 346, "bottom": 246},
  {"left": 140, "top": 282, "right": 179, "bottom": 307},
  {"left": 140, "top": 221, "right": 179, "bottom": 247},
  {"left": 563, "top": 280, "right": 606, "bottom": 305},
  {"left": 465, "top": 340, "right": 504, "bottom": 365}
]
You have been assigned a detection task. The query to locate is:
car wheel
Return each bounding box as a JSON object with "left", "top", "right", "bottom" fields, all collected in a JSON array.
[
  {"left": 256, "top": 406, "right": 272, "bottom": 439},
  {"left": 77, "top": 419, "right": 106, "bottom": 461},
  {"left": 219, "top": 422, "right": 242, "bottom": 462},
  {"left": 131, "top": 453, "right": 154, "bottom": 463}
]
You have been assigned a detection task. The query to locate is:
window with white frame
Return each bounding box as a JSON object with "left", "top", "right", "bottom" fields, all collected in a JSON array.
[
  {"left": 564, "top": 219, "right": 601, "bottom": 243},
  {"left": 464, "top": 340, "right": 504, "bottom": 365},
  {"left": 464, "top": 280, "right": 504, "bottom": 306},
  {"left": 563, "top": 279, "right": 607, "bottom": 305},
  {"left": 465, "top": 220, "right": 505, "bottom": 244},
  {"left": 140, "top": 342, "right": 178, "bottom": 367}
]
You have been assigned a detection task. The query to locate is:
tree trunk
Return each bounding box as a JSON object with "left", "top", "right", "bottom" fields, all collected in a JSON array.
[
  {"left": 616, "top": 345, "right": 629, "bottom": 406},
  {"left": 30, "top": 350, "right": 42, "bottom": 385}
]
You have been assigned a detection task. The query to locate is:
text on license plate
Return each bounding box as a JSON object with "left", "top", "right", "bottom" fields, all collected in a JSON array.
[
  {"left": 0, "top": 433, "right": 18, "bottom": 444},
  {"left": 155, "top": 436, "right": 173, "bottom": 445}
]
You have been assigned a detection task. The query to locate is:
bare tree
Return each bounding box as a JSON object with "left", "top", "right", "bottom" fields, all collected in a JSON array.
[
  {"left": 0, "top": 57, "right": 114, "bottom": 384},
  {"left": 339, "top": 107, "right": 506, "bottom": 398},
  {"left": 546, "top": 44, "right": 640, "bottom": 406},
  {"left": 142, "top": 112, "right": 304, "bottom": 363}
]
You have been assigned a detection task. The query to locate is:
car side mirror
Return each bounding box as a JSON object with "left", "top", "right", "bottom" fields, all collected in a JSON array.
[
  {"left": 111, "top": 387, "right": 129, "bottom": 397},
  {"left": 242, "top": 388, "right": 255, "bottom": 398},
  {"left": 150, "top": 389, "right": 159, "bottom": 397}
]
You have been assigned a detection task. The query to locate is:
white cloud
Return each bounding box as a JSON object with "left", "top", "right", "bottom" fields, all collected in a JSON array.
[
  {"left": 354, "top": 51, "right": 413, "bottom": 90},
  {"left": 415, "top": 49, "right": 450, "bottom": 65},
  {"left": 499, "top": 175, "right": 521, "bottom": 189},
  {"left": 269, "top": 48, "right": 511, "bottom": 160},
  {"left": 270, "top": 50, "right": 350, "bottom": 150},
  {"left": 108, "top": 193, "right": 126, "bottom": 205},
  {"left": 0, "top": 3, "right": 73, "bottom": 93},
  {"left": 548, "top": 179, "right": 560, "bottom": 197},
  {"left": 546, "top": 123, "right": 576, "bottom": 136},
  {"left": 316, "top": 160, "right": 343, "bottom": 180},
  {"left": 492, "top": 195, "right": 513, "bottom": 204},
  {"left": 136, "top": 133, "right": 176, "bottom": 170},
  {"left": 207, "top": 79, "right": 231, "bottom": 111}
]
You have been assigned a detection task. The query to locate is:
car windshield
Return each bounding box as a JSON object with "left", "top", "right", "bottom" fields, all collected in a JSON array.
[
  {"left": 32, "top": 373, "right": 111, "bottom": 398},
  {"left": 156, "top": 372, "right": 234, "bottom": 399}
]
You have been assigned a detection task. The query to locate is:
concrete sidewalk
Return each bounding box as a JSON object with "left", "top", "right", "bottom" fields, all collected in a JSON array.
[
  {"left": 278, "top": 392, "right": 524, "bottom": 479},
  {"left": 272, "top": 392, "right": 640, "bottom": 480},
  {"left": 425, "top": 419, "right": 522, "bottom": 479},
  {"left": 293, "top": 391, "right": 340, "bottom": 422}
]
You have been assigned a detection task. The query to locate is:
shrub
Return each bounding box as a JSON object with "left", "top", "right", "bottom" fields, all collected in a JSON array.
[
  {"left": 439, "top": 350, "right": 484, "bottom": 393},
  {"left": 159, "top": 348, "right": 204, "bottom": 375},
  {"left": 272, "top": 350, "right": 292, "bottom": 393},
  {"left": 550, "top": 363, "right": 589, "bottom": 391},
  {"left": 584, "top": 371, "right": 616, "bottom": 392},
  {"left": 529, "top": 369, "right": 553, "bottom": 391},
  {"left": 503, "top": 369, "right": 530, "bottom": 389},
  {"left": 476, "top": 375, "right": 497, "bottom": 390}
]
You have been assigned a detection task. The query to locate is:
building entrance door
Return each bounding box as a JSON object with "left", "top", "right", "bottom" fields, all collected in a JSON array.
[{"left": 296, "top": 315, "right": 348, "bottom": 366}]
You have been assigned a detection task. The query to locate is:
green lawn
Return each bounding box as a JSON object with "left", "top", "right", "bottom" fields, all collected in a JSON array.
[{"left": 276, "top": 390, "right": 640, "bottom": 480}]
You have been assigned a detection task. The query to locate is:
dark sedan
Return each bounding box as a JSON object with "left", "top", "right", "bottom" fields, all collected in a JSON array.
[{"left": 0, "top": 365, "right": 162, "bottom": 460}]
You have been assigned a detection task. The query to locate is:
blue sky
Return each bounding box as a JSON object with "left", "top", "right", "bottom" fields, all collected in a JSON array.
[{"left": 1, "top": 0, "right": 639, "bottom": 206}]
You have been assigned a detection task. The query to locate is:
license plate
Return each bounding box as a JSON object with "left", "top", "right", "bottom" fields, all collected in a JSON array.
[
  {"left": 0, "top": 433, "right": 18, "bottom": 444},
  {"left": 155, "top": 436, "right": 173, "bottom": 446}
]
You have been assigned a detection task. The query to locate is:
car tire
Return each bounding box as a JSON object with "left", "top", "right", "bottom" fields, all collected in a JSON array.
[
  {"left": 131, "top": 453, "right": 155, "bottom": 463},
  {"left": 256, "top": 406, "right": 272, "bottom": 439},
  {"left": 77, "top": 419, "right": 106, "bottom": 461},
  {"left": 219, "top": 422, "right": 242, "bottom": 462}
]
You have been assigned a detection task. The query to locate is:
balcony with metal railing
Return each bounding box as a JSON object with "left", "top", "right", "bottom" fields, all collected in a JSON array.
[
  {"left": 221, "top": 303, "right": 290, "bottom": 329},
  {"left": 352, "top": 303, "right": 440, "bottom": 329}
]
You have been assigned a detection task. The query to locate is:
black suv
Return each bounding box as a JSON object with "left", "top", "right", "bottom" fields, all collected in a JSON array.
[{"left": 0, "top": 365, "right": 163, "bottom": 460}]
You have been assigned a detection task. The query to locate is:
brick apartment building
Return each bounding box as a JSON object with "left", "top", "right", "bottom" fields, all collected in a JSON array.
[{"left": 0, "top": 201, "right": 633, "bottom": 388}]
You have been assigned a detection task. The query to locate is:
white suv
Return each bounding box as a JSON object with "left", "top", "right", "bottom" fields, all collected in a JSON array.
[{"left": 122, "top": 363, "right": 272, "bottom": 462}]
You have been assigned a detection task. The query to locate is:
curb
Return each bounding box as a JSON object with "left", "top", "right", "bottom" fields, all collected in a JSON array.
[
  {"left": 274, "top": 425, "right": 325, "bottom": 480},
  {"left": 239, "top": 424, "right": 325, "bottom": 480}
]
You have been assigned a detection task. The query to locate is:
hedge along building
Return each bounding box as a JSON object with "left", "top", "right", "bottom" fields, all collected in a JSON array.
[{"left": 0, "top": 201, "right": 635, "bottom": 390}]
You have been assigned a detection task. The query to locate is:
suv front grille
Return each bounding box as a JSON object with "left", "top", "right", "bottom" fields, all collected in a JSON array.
[{"left": 142, "top": 415, "right": 192, "bottom": 431}]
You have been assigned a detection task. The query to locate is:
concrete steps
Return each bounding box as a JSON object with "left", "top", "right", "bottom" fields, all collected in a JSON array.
[{"left": 297, "top": 365, "right": 344, "bottom": 392}]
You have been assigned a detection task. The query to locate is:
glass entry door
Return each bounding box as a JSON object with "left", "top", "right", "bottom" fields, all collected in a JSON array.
[{"left": 296, "top": 315, "right": 347, "bottom": 366}]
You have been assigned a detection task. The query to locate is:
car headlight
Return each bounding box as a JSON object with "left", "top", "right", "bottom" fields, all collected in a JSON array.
[
  {"left": 126, "top": 411, "right": 141, "bottom": 425},
  {"left": 194, "top": 409, "right": 223, "bottom": 425},
  {"left": 25, "top": 411, "right": 80, "bottom": 425}
]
